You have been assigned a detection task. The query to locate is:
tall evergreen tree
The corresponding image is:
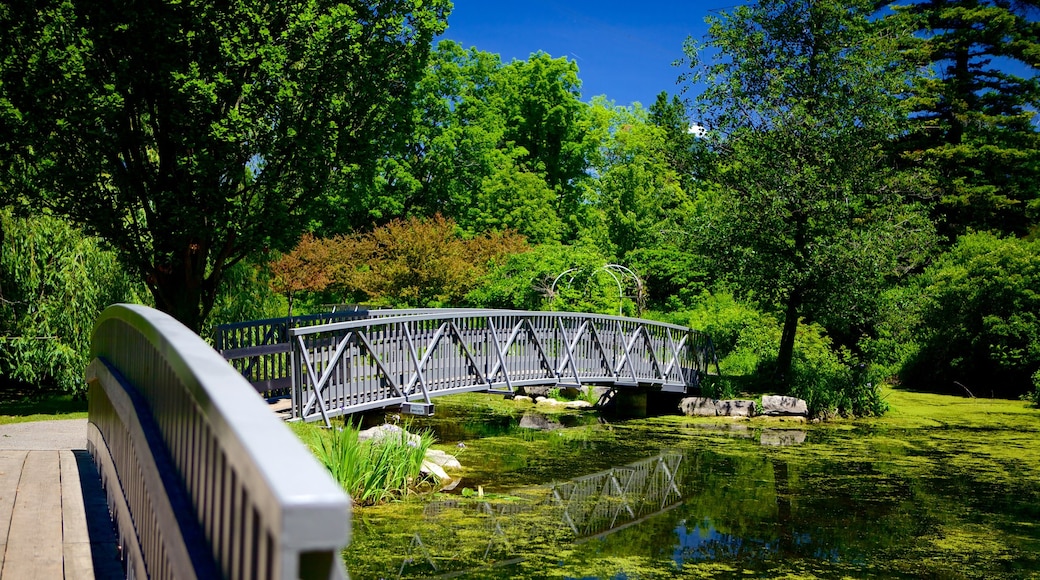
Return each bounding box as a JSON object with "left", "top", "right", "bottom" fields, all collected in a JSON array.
[{"left": 887, "top": 0, "right": 1040, "bottom": 237}]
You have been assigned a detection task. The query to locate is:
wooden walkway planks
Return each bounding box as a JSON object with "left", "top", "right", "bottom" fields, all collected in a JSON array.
[{"left": 0, "top": 448, "right": 120, "bottom": 579}]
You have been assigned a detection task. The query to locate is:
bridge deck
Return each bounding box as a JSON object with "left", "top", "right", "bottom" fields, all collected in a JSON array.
[{"left": 0, "top": 422, "right": 121, "bottom": 579}]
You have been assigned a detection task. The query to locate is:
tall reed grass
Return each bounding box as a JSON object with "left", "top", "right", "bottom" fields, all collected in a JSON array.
[{"left": 295, "top": 420, "right": 437, "bottom": 506}]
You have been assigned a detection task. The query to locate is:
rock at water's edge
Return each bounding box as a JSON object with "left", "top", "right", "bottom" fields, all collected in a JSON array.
[
  {"left": 679, "top": 397, "right": 719, "bottom": 416},
  {"left": 716, "top": 399, "right": 756, "bottom": 417},
  {"left": 761, "top": 395, "right": 809, "bottom": 416}
]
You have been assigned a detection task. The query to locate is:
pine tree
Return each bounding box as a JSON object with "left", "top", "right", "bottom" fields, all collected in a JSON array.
[{"left": 887, "top": 0, "right": 1040, "bottom": 237}]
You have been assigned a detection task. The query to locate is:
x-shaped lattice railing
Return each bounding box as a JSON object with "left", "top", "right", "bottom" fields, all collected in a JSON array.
[{"left": 290, "top": 310, "right": 710, "bottom": 425}]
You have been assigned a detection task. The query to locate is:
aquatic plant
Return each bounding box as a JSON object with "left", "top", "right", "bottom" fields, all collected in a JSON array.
[{"left": 297, "top": 420, "right": 436, "bottom": 506}]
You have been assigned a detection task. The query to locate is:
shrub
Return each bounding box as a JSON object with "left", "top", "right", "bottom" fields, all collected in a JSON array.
[
  {"left": 900, "top": 232, "right": 1040, "bottom": 398},
  {"left": 1027, "top": 370, "right": 1040, "bottom": 407},
  {"left": 299, "top": 421, "right": 436, "bottom": 506},
  {"left": 464, "top": 242, "right": 627, "bottom": 314},
  {"left": 274, "top": 215, "right": 529, "bottom": 309}
]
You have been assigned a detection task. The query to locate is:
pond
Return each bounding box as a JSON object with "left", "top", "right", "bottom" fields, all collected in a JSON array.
[{"left": 344, "top": 390, "right": 1040, "bottom": 579}]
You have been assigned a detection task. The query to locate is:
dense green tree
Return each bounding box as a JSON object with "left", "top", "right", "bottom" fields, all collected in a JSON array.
[
  {"left": 0, "top": 0, "right": 449, "bottom": 331},
  {"left": 901, "top": 232, "right": 1040, "bottom": 398},
  {"left": 355, "top": 41, "right": 505, "bottom": 229},
  {"left": 648, "top": 92, "right": 711, "bottom": 195},
  {"left": 0, "top": 211, "right": 142, "bottom": 393},
  {"left": 366, "top": 41, "right": 594, "bottom": 242},
  {"left": 588, "top": 98, "right": 708, "bottom": 308},
  {"left": 685, "top": 0, "right": 936, "bottom": 384},
  {"left": 498, "top": 53, "right": 594, "bottom": 238},
  {"left": 886, "top": 0, "right": 1040, "bottom": 237}
]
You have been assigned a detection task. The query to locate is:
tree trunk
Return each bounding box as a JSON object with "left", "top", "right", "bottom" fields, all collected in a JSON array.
[
  {"left": 147, "top": 246, "right": 219, "bottom": 333},
  {"left": 775, "top": 289, "right": 801, "bottom": 388}
]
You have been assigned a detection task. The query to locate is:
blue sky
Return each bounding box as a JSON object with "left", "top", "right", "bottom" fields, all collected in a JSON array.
[{"left": 437, "top": 1, "right": 739, "bottom": 107}]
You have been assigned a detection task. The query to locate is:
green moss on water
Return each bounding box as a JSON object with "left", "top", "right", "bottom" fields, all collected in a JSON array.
[{"left": 337, "top": 388, "right": 1040, "bottom": 579}]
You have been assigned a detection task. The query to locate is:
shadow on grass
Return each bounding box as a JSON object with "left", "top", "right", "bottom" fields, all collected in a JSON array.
[{"left": 0, "top": 381, "right": 87, "bottom": 422}]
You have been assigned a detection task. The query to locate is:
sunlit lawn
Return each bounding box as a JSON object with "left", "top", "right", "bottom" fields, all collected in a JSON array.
[{"left": 0, "top": 392, "right": 88, "bottom": 424}]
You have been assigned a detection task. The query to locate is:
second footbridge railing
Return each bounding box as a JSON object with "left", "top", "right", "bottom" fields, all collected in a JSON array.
[{"left": 217, "top": 309, "right": 718, "bottom": 425}]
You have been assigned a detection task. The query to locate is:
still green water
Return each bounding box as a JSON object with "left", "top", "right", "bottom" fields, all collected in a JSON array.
[{"left": 345, "top": 391, "right": 1040, "bottom": 579}]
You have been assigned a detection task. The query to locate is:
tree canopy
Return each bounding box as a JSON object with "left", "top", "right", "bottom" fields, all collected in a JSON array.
[
  {"left": 885, "top": 0, "right": 1040, "bottom": 238},
  {"left": 685, "top": 0, "right": 936, "bottom": 384},
  {"left": 0, "top": 0, "right": 450, "bottom": 330}
]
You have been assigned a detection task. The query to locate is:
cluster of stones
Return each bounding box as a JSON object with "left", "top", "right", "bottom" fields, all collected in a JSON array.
[
  {"left": 512, "top": 395, "right": 593, "bottom": 409},
  {"left": 678, "top": 395, "right": 809, "bottom": 418}
]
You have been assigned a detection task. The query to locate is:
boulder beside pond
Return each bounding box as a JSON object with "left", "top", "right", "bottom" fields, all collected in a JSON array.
[
  {"left": 679, "top": 397, "right": 759, "bottom": 417},
  {"left": 678, "top": 397, "right": 719, "bottom": 416},
  {"left": 760, "top": 395, "right": 809, "bottom": 417},
  {"left": 715, "top": 399, "right": 757, "bottom": 417}
]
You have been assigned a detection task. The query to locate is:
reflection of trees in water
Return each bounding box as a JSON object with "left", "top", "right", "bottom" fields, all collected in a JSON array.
[{"left": 388, "top": 448, "right": 922, "bottom": 578}]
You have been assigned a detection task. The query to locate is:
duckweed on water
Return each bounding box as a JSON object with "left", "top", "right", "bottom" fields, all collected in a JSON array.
[{"left": 338, "top": 389, "right": 1040, "bottom": 579}]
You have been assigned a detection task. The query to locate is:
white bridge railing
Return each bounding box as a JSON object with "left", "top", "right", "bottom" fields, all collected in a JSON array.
[
  {"left": 86, "top": 304, "right": 351, "bottom": 579},
  {"left": 289, "top": 309, "right": 716, "bottom": 425}
]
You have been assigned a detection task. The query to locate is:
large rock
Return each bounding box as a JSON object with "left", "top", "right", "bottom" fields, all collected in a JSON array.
[
  {"left": 519, "top": 386, "right": 552, "bottom": 398},
  {"left": 423, "top": 449, "right": 462, "bottom": 471},
  {"left": 760, "top": 395, "right": 809, "bottom": 417},
  {"left": 679, "top": 397, "right": 719, "bottom": 416},
  {"left": 421, "top": 449, "right": 462, "bottom": 487},
  {"left": 358, "top": 423, "right": 421, "bottom": 445},
  {"left": 519, "top": 413, "right": 563, "bottom": 430},
  {"left": 715, "top": 399, "right": 757, "bottom": 417}
]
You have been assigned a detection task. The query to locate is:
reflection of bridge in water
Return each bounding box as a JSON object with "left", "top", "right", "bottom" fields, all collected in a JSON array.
[
  {"left": 399, "top": 451, "right": 684, "bottom": 576},
  {"left": 551, "top": 451, "right": 683, "bottom": 538}
]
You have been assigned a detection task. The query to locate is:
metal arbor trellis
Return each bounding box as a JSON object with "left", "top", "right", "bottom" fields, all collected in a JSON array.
[{"left": 548, "top": 264, "right": 647, "bottom": 316}]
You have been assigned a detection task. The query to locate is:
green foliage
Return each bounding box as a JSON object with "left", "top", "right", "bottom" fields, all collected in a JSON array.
[
  {"left": 295, "top": 421, "right": 436, "bottom": 506},
  {"left": 280, "top": 215, "right": 529, "bottom": 309},
  {"left": 668, "top": 292, "right": 887, "bottom": 416},
  {"left": 0, "top": 0, "right": 450, "bottom": 331},
  {"left": 464, "top": 243, "right": 633, "bottom": 314},
  {"left": 370, "top": 41, "right": 594, "bottom": 243},
  {"left": 684, "top": 0, "right": 936, "bottom": 382},
  {"left": 886, "top": 0, "right": 1040, "bottom": 238},
  {"left": 204, "top": 259, "right": 285, "bottom": 336},
  {"left": 1028, "top": 370, "right": 1040, "bottom": 407},
  {"left": 901, "top": 232, "right": 1040, "bottom": 398},
  {"left": 0, "top": 210, "right": 142, "bottom": 394},
  {"left": 586, "top": 97, "right": 711, "bottom": 309}
]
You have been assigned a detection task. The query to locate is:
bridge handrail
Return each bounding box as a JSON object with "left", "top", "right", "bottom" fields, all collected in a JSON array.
[
  {"left": 86, "top": 304, "right": 351, "bottom": 579},
  {"left": 292, "top": 308, "right": 696, "bottom": 335}
]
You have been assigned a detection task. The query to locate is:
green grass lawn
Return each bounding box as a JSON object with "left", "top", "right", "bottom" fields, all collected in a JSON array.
[{"left": 0, "top": 393, "right": 88, "bottom": 424}]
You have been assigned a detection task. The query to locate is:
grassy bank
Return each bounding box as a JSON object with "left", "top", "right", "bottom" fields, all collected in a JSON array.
[{"left": 0, "top": 393, "right": 87, "bottom": 424}]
